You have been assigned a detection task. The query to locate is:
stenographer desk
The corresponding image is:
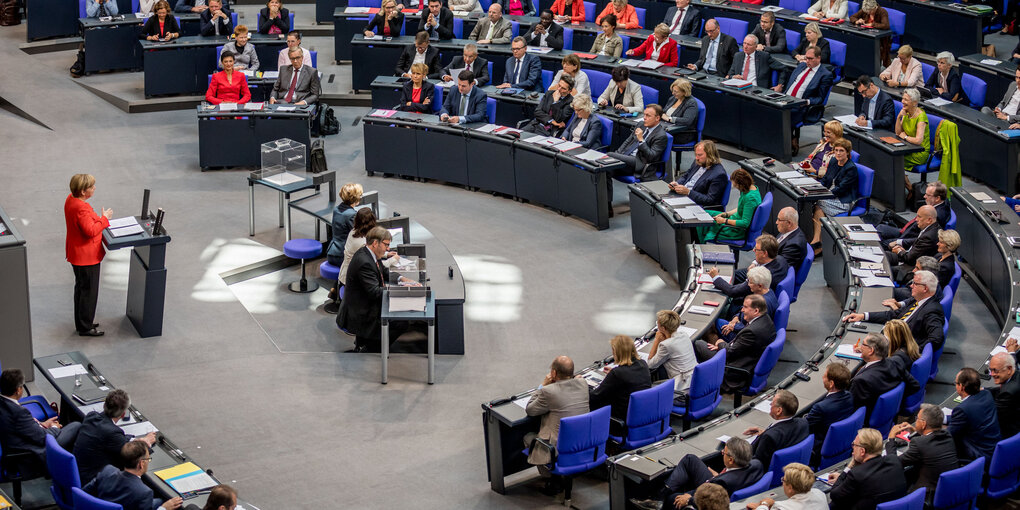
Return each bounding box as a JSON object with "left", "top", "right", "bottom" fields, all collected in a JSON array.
[
  {"left": 101, "top": 217, "right": 171, "bottom": 338},
  {"left": 197, "top": 103, "right": 313, "bottom": 169},
  {"left": 629, "top": 182, "right": 715, "bottom": 286},
  {"left": 838, "top": 122, "right": 923, "bottom": 212},
  {"left": 140, "top": 34, "right": 285, "bottom": 97},
  {"left": 883, "top": 0, "right": 988, "bottom": 57},
  {"left": 741, "top": 157, "right": 835, "bottom": 237},
  {"left": 480, "top": 244, "right": 736, "bottom": 494}
]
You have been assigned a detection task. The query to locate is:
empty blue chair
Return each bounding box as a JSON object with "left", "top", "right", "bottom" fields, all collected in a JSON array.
[
  {"left": 608, "top": 380, "right": 674, "bottom": 449},
  {"left": 721, "top": 179, "right": 732, "bottom": 209},
  {"left": 282, "top": 238, "right": 322, "bottom": 293},
  {"left": 257, "top": 11, "right": 295, "bottom": 31},
  {"left": 230, "top": 11, "right": 237, "bottom": 26},
  {"left": 47, "top": 435, "right": 79, "bottom": 510},
  {"left": 595, "top": 114, "right": 613, "bottom": 150},
  {"left": 730, "top": 329, "right": 785, "bottom": 407},
  {"left": 768, "top": 434, "right": 814, "bottom": 488},
  {"left": 131, "top": 0, "right": 138, "bottom": 11},
  {"left": 868, "top": 382, "right": 904, "bottom": 436},
  {"left": 902, "top": 343, "right": 932, "bottom": 415},
  {"left": 817, "top": 406, "right": 866, "bottom": 470},
  {"left": 309, "top": 50, "right": 318, "bottom": 68},
  {"left": 540, "top": 406, "right": 611, "bottom": 506},
  {"left": 850, "top": 150, "right": 860, "bottom": 163},
  {"left": 778, "top": 0, "right": 810, "bottom": 11},
  {"left": 621, "top": 36, "right": 630, "bottom": 53},
  {"left": 541, "top": 69, "right": 554, "bottom": 90},
  {"left": 584, "top": 69, "right": 611, "bottom": 101},
  {"left": 732, "top": 472, "right": 773, "bottom": 501},
  {"left": 792, "top": 243, "right": 814, "bottom": 302},
  {"left": 486, "top": 97, "right": 497, "bottom": 123},
  {"left": 432, "top": 85, "right": 444, "bottom": 113},
  {"left": 639, "top": 83, "right": 658, "bottom": 107},
  {"left": 673, "top": 349, "right": 726, "bottom": 430},
  {"left": 932, "top": 457, "right": 985, "bottom": 510},
  {"left": 848, "top": 1, "right": 860, "bottom": 12},
  {"left": 452, "top": 17, "right": 463, "bottom": 38},
  {"left": 986, "top": 433, "right": 1020, "bottom": 500},
  {"left": 930, "top": 320, "right": 947, "bottom": 383},
  {"left": 634, "top": 7, "right": 645, "bottom": 27},
  {"left": 511, "top": 20, "right": 519, "bottom": 37},
  {"left": 777, "top": 267, "right": 795, "bottom": 303},
  {"left": 583, "top": 1, "right": 596, "bottom": 22},
  {"left": 887, "top": 7, "right": 905, "bottom": 50},
  {"left": 563, "top": 27, "right": 573, "bottom": 50},
  {"left": 479, "top": 0, "right": 492, "bottom": 10},
  {"left": 717, "top": 192, "right": 773, "bottom": 254},
  {"left": 671, "top": 97, "right": 706, "bottom": 177},
  {"left": 948, "top": 262, "right": 961, "bottom": 295},
  {"left": 774, "top": 291, "right": 791, "bottom": 332},
  {"left": 72, "top": 487, "right": 123, "bottom": 510},
  {"left": 940, "top": 285, "right": 955, "bottom": 323},
  {"left": 876, "top": 488, "right": 926, "bottom": 510},
  {"left": 960, "top": 74, "right": 986, "bottom": 109},
  {"left": 716, "top": 17, "right": 748, "bottom": 40},
  {"left": 785, "top": 28, "right": 801, "bottom": 51},
  {"left": 828, "top": 39, "right": 847, "bottom": 81}
]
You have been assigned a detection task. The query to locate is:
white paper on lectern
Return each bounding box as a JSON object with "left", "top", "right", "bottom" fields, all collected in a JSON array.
[
  {"left": 753, "top": 400, "right": 772, "bottom": 413},
  {"left": 108, "top": 217, "right": 139, "bottom": 229}
]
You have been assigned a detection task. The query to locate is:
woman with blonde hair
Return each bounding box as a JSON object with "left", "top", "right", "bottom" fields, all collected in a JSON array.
[
  {"left": 880, "top": 45, "right": 924, "bottom": 88},
  {"left": 324, "top": 183, "right": 364, "bottom": 307},
  {"left": 751, "top": 463, "right": 828, "bottom": 510},
  {"left": 884, "top": 319, "right": 921, "bottom": 373},
  {"left": 801, "top": 120, "right": 844, "bottom": 174},
  {"left": 792, "top": 22, "right": 830, "bottom": 64},
  {"left": 590, "top": 335, "right": 651, "bottom": 435}
]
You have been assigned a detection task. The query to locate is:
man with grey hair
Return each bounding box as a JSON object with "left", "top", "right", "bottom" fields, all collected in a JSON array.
[
  {"left": 924, "top": 51, "right": 966, "bottom": 103},
  {"left": 775, "top": 206, "right": 807, "bottom": 270},
  {"left": 845, "top": 332, "right": 920, "bottom": 417},
  {"left": 893, "top": 255, "right": 940, "bottom": 300},
  {"left": 440, "top": 43, "right": 489, "bottom": 86},
  {"left": 727, "top": 34, "right": 772, "bottom": 87},
  {"left": 886, "top": 205, "right": 939, "bottom": 281},
  {"left": 712, "top": 266, "right": 778, "bottom": 342},
  {"left": 988, "top": 352, "right": 1020, "bottom": 438},
  {"left": 497, "top": 36, "right": 542, "bottom": 90},
  {"left": 845, "top": 270, "right": 944, "bottom": 352},
  {"left": 885, "top": 404, "right": 957, "bottom": 504}
]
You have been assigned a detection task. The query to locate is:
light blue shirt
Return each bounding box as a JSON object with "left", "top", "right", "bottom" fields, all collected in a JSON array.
[{"left": 705, "top": 38, "right": 718, "bottom": 72}]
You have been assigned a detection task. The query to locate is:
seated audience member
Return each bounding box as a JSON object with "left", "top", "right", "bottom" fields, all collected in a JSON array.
[
  {"left": 449, "top": 0, "right": 482, "bottom": 14},
  {"left": 199, "top": 0, "right": 232, "bottom": 36},
  {"left": 809, "top": 0, "right": 847, "bottom": 17},
  {"left": 0, "top": 369, "right": 81, "bottom": 474},
  {"left": 854, "top": 75, "right": 895, "bottom": 129},
  {"left": 626, "top": 24, "right": 678, "bottom": 67},
  {"left": 278, "top": 31, "right": 311, "bottom": 69},
  {"left": 590, "top": 335, "right": 652, "bottom": 434},
  {"left": 141, "top": 1, "right": 180, "bottom": 41},
  {"left": 686, "top": 19, "right": 737, "bottom": 77},
  {"left": 709, "top": 234, "right": 788, "bottom": 301},
  {"left": 219, "top": 26, "right": 258, "bottom": 72},
  {"left": 660, "top": 78, "right": 698, "bottom": 145},
  {"left": 713, "top": 267, "right": 778, "bottom": 342},
  {"left": 419, "top": 0, "right": 454, "bottom": 39},
  {"left": 884, "top": 319, "right": 921, "bottom": 374},
  {"left": 363, "top": 0, "right": 403, "bottom": 38},
  {"left": 549, "top": 54, "right": 590, "bottom": 97},
  {"left": 695, "top": 483, "right": 731, "bottom": 510},
  {"left": 498, "top": 0, "right": 535, "bottom": 16},
  {"left": 606, "top": 105, "right": 667, "bottom": 183},
  {"left": 442, "top": 44, "right": 490, "bottom": 87},
  {"left": 326, "top": 183, "right": 364, "bottom": 303},
  {"left": 791, "top": 23, "right": 830, "bottom": 64},
  {"left": 949, "top": 367, "right": 1002, "bottom": 462},
  {"left": 727, "top": 35, "right": 773, "bottom": 88},
  {"left": 845, "top": 271, "right": 944, "bottom": 352},
  {"left": 188, "top": 485, "right": 237, "bottom": 510},
  {"left": 85, "top": 441, "right": 183, "bottom": 510},
  {"left": 827, "top": 429, "right": 908, "bottom": 510},
  {"left": 982, "top": 66, "right": 1020, "bottom": 123},
  {"left": 877, "top": 182, "right": 950, "bottom": 248},
  {"left": 810, "top": 138, "right": 857, "bottom": 252},
  {"left": 880, "top": 45, "right": 924, "bottom": 88},
  {"left": 696, "top": 295, "right": 777, "bottom": 393},
  {"left": 270, "top": 48, "right": 320, "bottom": 105},
  {"left": 988, "top": 352, "right": 1020, "bottom": 438},
  {"left": 139, "top": 0, "right": 156, "bottom": 16},
  {"left": 524, "top": 356, "right": 589, "bottom": 466},
  {"left": 849, "top": 0, "right": 890, "bottom": 64},
  {"left": 338, "top": 208, "right": 397, "bottom": 290},
  {"left": 895, "top": 88, "right": 931, "bottom": 185},
  {"left": 701, "top": 168, "right": 761, "bottom": 242},
  {"left": 74, "top": 389, "right": 157, "bottom": 484},
  {"left": 775, "top": 207, "right": 808, "bottom": 270},
  {"left": 259, "top": 0, "right": 290, "bottom": 34},
  {"left": 439, "top": 70, "right": 488, "bottom": 124},
  {"left": 885, "top": 404, "right": 958, "bottom": 505},
  {"left": 934, "top": 230, "right": 958, "bottom": 289},
  {"left": 743, "top": 390, "right": 810, "bottom": 469},
  {"left": 206, "top": 52, "right": 251, "bottom": 105},
  {"left": 773, "top": 45, "right": 832, "bottom": 154},
  {"left": 924, "top": 52, "right": 967, "bottom": 103},
  {"left": 524, "top": 10, "right": 564, "bottom": 50},
  {"left": 748, "top": 463, "right": 828, "bottom": 510},
  {"left": 800, "top": 121, "right": 843, "bottom": 176},
  {"left": 892, "top": 256, "right": 938, "bottom": 301},
  {"left": 664, "top": 0, "right": 702, "bottom": 37},
  {"left": 668, "top": 140, "right": 726, "bottom": 208},
  {"left": 497, "top": 37, "right": 542, "bottom": 90},
  {"left": 551, "top": 0, "right": 585, "bottom": 23},
  {"left": 396, "top": 31, "right": 441, "bottom": 79},
  {"left": 591, "top": 14, "right": 624, "bottom": 57},
  {"left": 175, "top": 0, "right": 209, "bottom": 13},
  {"left": 886, "top": 205, "right": 939, "bottom": 278},
  {"left": 597, "top": 66, "right": 644, "bottom": 113},
  {"left": 86, "top": 0, "right": 118, "bottom": 17},
  {"left": 751, "top": 12, "right": 786, "bottom": 54},
  {"left": 469, "top": 4, "right": 513, "bottom": 44},
  {"left": 804, "top": 363, "right": 855, "bottom": 463},
  {"left": 647, "top": 309, "right": 697, "bottom": 398},
  {"left": 630, "top": 437, "right": 762, "bottom": 510},
  {"left": 596, "top": 0, "right": 640, "bottom": 28},
  {"left": 842, "top": 333, "right": 920, "bottom": 416},
  {"left": 522, "top": 75, "right": 574, "bottom": 136},
  {"left": 561, "top": 94, "right": 604, "bottom": 149},
  {"left": 397, "top": 63, "right": 435, "bottom": 113}
]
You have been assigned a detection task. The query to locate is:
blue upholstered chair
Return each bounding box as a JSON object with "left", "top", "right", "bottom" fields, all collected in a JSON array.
[
  {"left": 778, "top": 0, "right": 809, "bottom": 12},
  {"left": 596, "top": 114, "right": 614, "bottom": 151},
  {"left": 47, "top": 435, "right": 80, "bottom": 510},
  {"left": 835, "top": 163, "right": 874, "bottom": 217},
  {"left": 774, "top": 291, "right": 791, "bottom": 332},
  {"left": 716, "top": 192, "right": 773, "bottom": 255},
  {"left": 320, "top": 261, "right": 341, "bottom": 314},
  {"left": 730, "top": 328, "right": 786, "bottom": 407},
  {"left": 960, "top": 73, "right": 986, "bottom": 109},
  {"left": 792, "top": 243, "right": 814, "bottom": 302},
  {"left": 673, "top": 349, "right": 726, "bottom": 430},
  {"left": 768, "top": 434, "right": 814, "bottom": 488},
  {"left": 932, "top": 457, "right": 985, "bottom": 510},
  {"left": 776, "top": 267, "right": 795, "bottom": 304},
  {"left": 902, "top": 343, "right": 932, "bottom": 415},
  {"left": 608, "top": 380, "right": 674, "bottom": 449},
  {"left": 732, "top": 472, "right": 772, "bottom": 501},
  {"left": 72, "top": 487, "right": 123, "bottom": 510},
  {"left": 868, "top": 382, "right": 905, "bottom": 436},
  {"left": 876, "top": 488, "right": 926, "bottom": 510},
  {"left": 715, "top": 17, "right": 748, "bottom": 40},
  {"left": 816, "top": 406, "right": 866, "bottom": 470},
  {"left": 986, "top": 433, "right": 1020, "bottom": 500},
  {"left": 537, "top": 406, "right": 611, "bottom": 507}
]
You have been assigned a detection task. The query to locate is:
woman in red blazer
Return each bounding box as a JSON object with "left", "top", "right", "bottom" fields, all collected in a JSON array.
[
  {"left": 625, "top": 24, "right": 678, "bottom": 67},
  {"left": 206, "top": 51, "right": 252, "bottom": 105},
  {"left": 64, "top": 174, "right": 112, "bottom": 337},
  {"left": 551, "top": 0, "right": 586, "bottom": 23}
]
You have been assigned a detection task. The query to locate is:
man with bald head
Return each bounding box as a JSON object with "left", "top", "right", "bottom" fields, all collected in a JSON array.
[
  {"left": 687, "top": 19, "right": 737, "bottom": 77},
  {"left": 886, "top": 204, "right": 939, "bottom": 281},
  {"left": 524, "top": 356, "right": 589, "bottom": 466},
  {"left": 988, "top": 352, "right": 1020, "bottom": 438},
  {"left": 775, "top": 207, "right": 807, "bottom": 270},
  {"left": 727, "top": 34, "right": 772, "bottom": 87}
]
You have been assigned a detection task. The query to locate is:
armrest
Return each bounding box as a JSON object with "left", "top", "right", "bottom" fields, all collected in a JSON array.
[
  {"left": 1, "top": 450, "right": 38, "bottom": 479},
  {"left": 724, "top": 364, "right": 753, "bottom": 390},
  {"left": 610, "top": 416, "right": 626, "bottom": 430},
  {"left": 19, "top": 400, "right": 49, "bottom": 420},
  {"left": 533, "top": 437, "right": 558, "bottom": 465}
]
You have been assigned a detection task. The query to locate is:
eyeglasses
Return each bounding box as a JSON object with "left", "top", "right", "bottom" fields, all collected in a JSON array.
[
  {"left": 851, "top": 443, "right": 862, "bottom": 449},
  {"left": 142, "top": 457, "right": 152, "bottom": 461},
  {"left": 511, "top": 45, "right": 525, "bottom": 51}
]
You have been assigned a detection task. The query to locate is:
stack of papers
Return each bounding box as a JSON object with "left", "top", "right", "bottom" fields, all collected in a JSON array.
[
  {"left": 345, "top": 6, "right": 371, "bottom": 12},
  {"left": 389, "top": 296, "right": 426, "bottom": 312},
  {"left": 848, "top": 246, "right": 885, "bottom": 263},
  {"left": 262, "top": 71, "right": 279, "bottom": 79},
  {"left": 474, "top": 124, "right": 501, "bottom": 133},
  {"left": 218, "top": 103, "right": 237, "bottom": 111},
  {"left": 108, "top": 217, "right": 144, "bottom": 238},
  {"left": 835, "top": 343, "right": 862, "bottom": 360},
  {"left": 720, "top": 78, "right": 752, "bottom": 88},
  {"left": 834, "top": 114, "right": 870, "bottom": 129},
  {"left": 552, "top": 140, "right": 582, "bottom": 152},
  {"left": 688, "top": 305, "right": 714, "bottom": 315},
  {"left": 788, "top": 176, "right": 818, "bottom": 186},
  {"left": 369, "top": 109, "right": 398, "bottom": 118},
  {"left": 981, "top": 58, "right": 1002, "bottom": 65},
  {"left": 526, "top": 46, "right": 554, "bottom": 54},
  {"left": 847, "top": 231, "right": 881, "bottom": 241},
  {"left": 275, "top": 106, "right": 296, "bottom": 112},
  {"left": 859, "top": 275, "right": 894, "bottom": 287},
  {"left": 243, "top": 102, "right": 264, "bottom": 110},
  {"left": 638, "top": 60, "right": 665, "bottom": 70},
  {"left": 48, "top": 364, "right": 88, "bottom": 379},
  {"left": 664, "top": 196, "right": 695, "bottom": 207},
  {"left": 925, "top": 97, "right": 952, "bottom": 106},
  {"left": 619, "top": 59, "right": 643, "bottom": 67},
  {"left": 776, "top": 170, "right": 803, "bottom": 179},
  {"left": 153, "top": 463, "right": 218, "bottom": 495},
  {"left": 970, "top": 191, "right": 997, "bottom": 204},
  {"left": 574, "top": 149, "right": 609, "bottom": 162},
  {"left": 262, "top": 172, "right": 305, "bottom": 186}
]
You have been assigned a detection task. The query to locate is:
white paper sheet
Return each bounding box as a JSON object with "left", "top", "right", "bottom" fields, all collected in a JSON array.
[
  {"left": 120, "top": 421, "right": 158, "bottom": 436},
  {"left": 638, "top": 60, "right": 664, "bottom": 69},
  {"left": 835, "top": 343, "right": 862, "bottom": 360},
  {"left": 513, "top": 397, "right": 530, "bottom": 409},
  {"left": 980, "top": 58, "right": 1001, "bottom": 65},
  {"left": 925, "top": 97, "right": 952, "bottom": 106},
  {"left": 389, "top": 296, "right": 426, "bottom": 312},
  {"left": 526, "top": 46, "right": 554, "bottom": 54},
  {"left": 262, "top": 172, "right": 304, "bottom": 186},
  {"left": 848, "top": 246, "right": 885, "bottom": 263},
  {"left": 787, "top": 177, "right": 818, "bottom": 186},
  {"left": 834, "top": 113, "right": 871, "bottom": 129},
  {"left": 110, "top": 224, "right": 144, "bottom": 237},
  {"left": 776, "top": 171, "right": 802, "bottom": 179},
  {"left": 48, "top": 364, "right": 88, "bottom": 379},
  {"left": 553, "top": 140, "right": 582, "bottom": 151},
  {"left": 860, "top": 276, "right": 895, "bottom": 287},
  {"left": 753, "top": 399, "right": 773, "bottom": 413},
  {"left": 847, "top": 231, "right": 881, "bottom": 241},
  {"left": 108, "top": 217, "right": 138, "bottom": 228},
  {"left": 262, "top": 71, "right": 279, "bottom": 79},
  {"left": 664, "top": 196, "right": 695, "bottom": 206},
  {"left": 575, "top": 149, "right": 608, "bottom": 161},
  {"left": 166, "top": 471, "right": 218, "bottom": 493}
]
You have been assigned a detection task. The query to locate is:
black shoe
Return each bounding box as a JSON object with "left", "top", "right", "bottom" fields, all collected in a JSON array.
[
  {"left": 92, "top": 323, "right": 99, "bottom": 328},
  {"left": 78, "top": 328, "right": 104, "bottom": 337}
]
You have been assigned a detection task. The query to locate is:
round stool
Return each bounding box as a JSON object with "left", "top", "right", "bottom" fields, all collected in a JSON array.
[
  {"left": 283, "top": 239, "right": 322, "bottom": 293},
  {"left": 320, "top": 261, "right": 341, "bottom": 313}
]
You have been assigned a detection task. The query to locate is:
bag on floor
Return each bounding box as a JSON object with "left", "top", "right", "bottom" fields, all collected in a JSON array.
[
  {"left": 309, "top": 138, "right": 328, "bottom": 173},
  {"left": 316, "top": 106, "right": 340, "bottom": 136},
  {"left": 70, "top": 49, "right": 85, "bottom": 77}
]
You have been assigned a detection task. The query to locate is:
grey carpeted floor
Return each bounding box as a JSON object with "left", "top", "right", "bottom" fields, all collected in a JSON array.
[{"left": 0, "top": 10, "right": 1007, "bottom": 509}]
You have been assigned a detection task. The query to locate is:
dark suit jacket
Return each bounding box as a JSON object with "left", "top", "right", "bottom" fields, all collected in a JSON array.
[
  {"left": 722, "top": 314, "right": 777, "bottom": 391},
  {"left": 778, "top": 228, "right": 808, "bottom": 271},
  {"left": 258, "top": 7, "right": 291, "bottom": 34},
  {"left": 140, "top": 14, "right": 180, "bottom": 38},
  {"left": 0, "top": 397, "right": 49, "bottom": 464},
  {"left": 895, "top": 202, "right": 950, "bottom": 244},
  {"left": 589, "top": 360, "right": 652, "bottom": 421},
  {"left": 84, "top": 465, "right": 163, "bottom": 510},
  {"left": 694, "top": 33, "right": 738, "bottom": 77},
  {"left": 73, "top": 412, "right": 132, "bottom": 484},
  {"left": 792, "top": 37, "right": 830, "bottom": 64},
  {"left": 198, "top": 8, "right": 233, "bottom": 36},
  {"left": 663, "top": 5, "right": 702, "bottom": 36},
  {"left": 271, "top": 64, "right": 320, "bottom": 104},
  {"left": 528, "top": 91, "right": 573, "bottom": 136},
  {"left": 751, "top": 22, "right": 787, "bottom": 54},
  {"left": 728, "top": 51, "right": 773, "bottom": 88},
  {"left": 889, "top": 224, "right": 938, "bottom": 267},
  {"left": 948, "top": 390, "right": 1002, "bottom": 462},
  {"left": 830, "top": 454, "right": 908, "bottom": 510},
  {"left": 704, "top": 460, "right": 763, "bottom": 495},
  {"left": 442, "top": 56, "right": 490, "bottom": 87},
  {"left": 937, "top": 254, "right": 956, "bottom": 290},
  {"left": 783, "top": 62, "right": 834, "bottom": 106},
  {"left": 395, "top": 44, "right": 442, "bottom": 78},
  {"left": 523, "top": 22, "right": 564, "bottom": 50},
  {"left": 853, "top": 89, "right": 896, "bottom": 130},
  {"left": 619, "top": 123, "right": 669, "bottom": 180},
  {"left": 753, "top": 417, "right": 809, "bottom": 469},
  {"left": 336, "top": 246, "right": 389, "bottom": 340},
  {"left": 662, "top": 95, "right": 698, "bottom": 136},
  {"left": 397, "top": 80, "right": 435, "bottom": 113},
  {"left": 504, "top": 54, "right": 543, "bottom": 90},
  {"left": 849, "top": 358, "right": 920, "bottom": 419},
  {"left": 821, "top": 158, "right": 858, "bottom": 204},
  {"left": 364, "top": 11, "right": 404, "bottom": 37},
  {"left": 990, "top": 371, "right": 1020, "bottom": 438},
  {"left": 886, "top": 429, "right": 958, "bottom": 501},
  {"left": 417, "top": 6, "right": 454, "bottom": 39},
  {"left": 804, "top": 390, "right": 855, "bottom": 454},
  {"left": 715, "top": 257, "right": 789, "bottom": 297},
  {"left": 924, "top": 68, "right": 967, "bottom": 103},
  {"left": 676, "top": 162, "right": 727, "bottom": 208},
  {"left": 439, "top": 85, "right": 488, "bottom": 123},
  {"left": 562, "top": 114, "right": 603, "bottom": 149}
]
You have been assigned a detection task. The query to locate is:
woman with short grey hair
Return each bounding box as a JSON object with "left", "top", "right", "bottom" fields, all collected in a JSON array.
[
  {"left": 561, "top": 94, "right": 603, "bottom": 149},
  {"left": 924, "top": 51, "right": 966, "bottom": 103},
  {"left": 850, "top": 0, "right": 890, "bottom": 64}
]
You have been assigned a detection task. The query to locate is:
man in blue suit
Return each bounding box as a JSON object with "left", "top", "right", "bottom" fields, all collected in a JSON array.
[
  {"left": 0, "top": 369, "right": 81, "bottom": 476},
  {"left": 804, "top": 363, "right": 855, "bottom": 465},
  {"left": 439, "top": 70, "right": 488, "bottom": 124},
  {"left": 668, "top": 140, "right": 728, "bottom": 209},
  {"left": 496, "top": 37, "right": 542, "bottom": 91},
  {"left": 853, "top": 75, "right": 896, "bottom": 130},
  {"left": 84, "top": 441, "right": 183, "bottom": 510},
  {"left": 773, "top": 46, "right": 833, "bottom": 152},
  {"left": 949, "top": 367, "right": 1001, "bottom": 463}
]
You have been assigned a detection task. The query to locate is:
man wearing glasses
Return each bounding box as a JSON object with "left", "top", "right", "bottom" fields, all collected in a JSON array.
[
  {"left": 844, "top": 270, "right": 944, "bottom": 353},
  {"left": 496, "top": 37, "right": 542, "bottom": 91},
  {"left": 270, "top": 48, "right": 321, "bottom": 106},
  {"left": 988, "top": 352, "right": 1020, "bottom": 438},
  {"left": 84, "top": 441, "right": 183, "bottom": 510},
  {"left": 828, "top": 428, "right": 908, "bottom": 510},
  {"left": 876, "top": 182, "right": 949, "bottom": 250},
  {"left": 839, "top": 332, "right": 920, "bottom": 418},
  {"left": 708, "top": 234, "right": 789, "bottom": 302}
]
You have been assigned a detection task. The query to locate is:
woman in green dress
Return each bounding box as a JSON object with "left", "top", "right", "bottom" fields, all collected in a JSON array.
[
  {"left": 701, "top": 168, "right": 761, "bottom": 242},
  {"left": 895, "top": 87, "right": 929, "bottom": 198}
]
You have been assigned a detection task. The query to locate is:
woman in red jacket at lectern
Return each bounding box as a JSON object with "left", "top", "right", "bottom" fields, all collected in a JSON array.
[
  {"left": 64, "top": 174, "right": 112, "bottom": 337},
  {"left": 206, "top": 51, "right": 252, "bottom": 105}
]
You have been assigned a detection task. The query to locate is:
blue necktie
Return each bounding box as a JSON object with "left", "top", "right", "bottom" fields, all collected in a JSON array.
[{"left": 513, "top": 59, "right": 521, "bottom": 84}]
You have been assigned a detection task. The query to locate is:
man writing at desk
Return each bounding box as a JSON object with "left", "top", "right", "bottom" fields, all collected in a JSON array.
[
  {"left": 270, "top": 48, "right": 320, "bottom": 106},
  {"left": 440, "top": 70, "right": 488, "bottom": 124},
  {"left": 853, "top": 75, "right": 896, "bottom": 129}
]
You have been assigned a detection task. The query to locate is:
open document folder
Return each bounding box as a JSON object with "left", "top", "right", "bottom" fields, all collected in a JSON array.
[{"left": 153, "top": 462, "right": 217, "bottom": 495}]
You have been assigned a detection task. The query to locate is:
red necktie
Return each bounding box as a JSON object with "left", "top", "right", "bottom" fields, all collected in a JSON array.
[
  {"left": 790, "top": 67, "right": 812, "bottom": 97},
  {"left": 670, "top": 8, "right": 684, "bottom": 32},
  {"left": 284, "top": 68, "right": 299, "bottom": 102},
  {"left": 742, "top": 53, "right": 751, "bottom": 79},
  {"left": 899, "top": 217, "right": 917, "bottom": 234}
]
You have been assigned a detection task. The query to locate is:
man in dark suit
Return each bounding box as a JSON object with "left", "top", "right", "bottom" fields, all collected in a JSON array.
[
  {"left": 686, "top": 19, "right": 737, "bottom": 77},
  {"left": 270, "top": 48, "right": 321, "bottom": 105},
  {"left": 668, "top": 140, "right": 728, "bottom": 208},
  {"left": 418, "top": 0, "right": 454, "bottom": 40},
  {"left": 743, "top": 389, "right": 810, "bottom": 470},
  {"left": 497, "top": 37, "right": 542, "bottom": 91},
  {"left": 877, "top": 182, "right": 950, "bottom": 248},
  {"left": 607, "top": 104, "right": 669, "bottom": 182},
  {"left": 772, "top": 46, "right": 833, "bottom": 151},
  {"left": 439, "top": 70, "right": 488, "bottom": 124},
  {"left": 198, "top": 0, "right": 232, "bottom": 36},
  {"left": 845, "top": 333, "right": 920, "bottom": 419},
  {"left": 846, "top": 270, "right": 945, "bottom": 352},
  {"left": 73, "top": 389, "right": 157, "bottom": 484},
  {"left": 663, "top": 0, "right": 701, "bottom": 37},
  {"left": 886, "top": 205, "right": 940, "bottom": 280},
  {"left": 696, "top": 295, "right": 777, "bottom": 393},
  {"left": 751, "top": 12, "right": 786, "bottom": 54},
  {"left": 828, "top": 428, "right": 908, "bottom": 510},
  {"left": 853, "top": 75, "right": 896, "bottom": 130},
  {"left": 988, "top": 352, "right": 1020, "bottom": 438},
  {"left": 709, "top": 234, "right": 789, "bottom": 302},
  {"left": 804, "top": 362, "right": 855, "bottom": 464},
  {"left": 395, "top": 31, "right": 442, "bottom": 79},
  {"left": 523, "top": 10, "right": 564, "bottom": 50},
  {"left": 949, "top": 367, "right": 1002, "bottom": 462},
  {"left": 84, "top": 441, "right": 183, "bottom": 510},
  {"left": 440, "top": 43, "right": 489, "bottom": 87},
  {"left": 714, "top": 267, "right": 779, "bottom": 343},
  {"left": 0, "top": 369, "right": 81, "bottom": 476},
  {"left": 775, "top": 207, "right": 808, "bottom": 271},
  {"left": 728, "top": 34, "right": 773, "bottom": 88},
  {"left": 885, "top": 404, "right": 958, "bottom": 505}
]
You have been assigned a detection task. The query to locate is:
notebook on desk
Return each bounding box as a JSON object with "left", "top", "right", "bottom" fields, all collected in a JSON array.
[{"left": 638, "top": 180, "right": 672, "bottom": 198}]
